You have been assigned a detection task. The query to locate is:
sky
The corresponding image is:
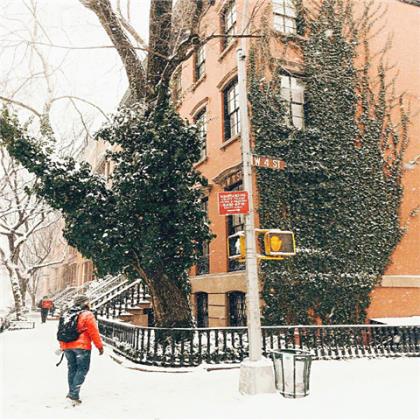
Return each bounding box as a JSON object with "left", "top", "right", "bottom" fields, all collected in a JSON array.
[
  {"left": 0, "top": 0, "right": 150, "bottom": 140},
  {"left": 0, "top": 0, "right": 150, "bottom": 309}
]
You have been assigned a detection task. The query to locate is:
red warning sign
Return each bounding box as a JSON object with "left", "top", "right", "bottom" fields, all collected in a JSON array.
[{"left": 218, "top": 191, "right": 249, "bottom": 215}]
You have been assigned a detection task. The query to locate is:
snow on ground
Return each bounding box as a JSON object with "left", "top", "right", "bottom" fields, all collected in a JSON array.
[{"left": 0, "top": 315, "right": 419, "bottom": 420}]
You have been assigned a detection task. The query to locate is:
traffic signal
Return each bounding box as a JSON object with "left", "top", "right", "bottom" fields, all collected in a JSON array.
[
  {"left": 227, "top": 231, "right": 246, "bottom": 261},
  {"left": 262, "top": 230, "right": 296, "bottom": 257}
]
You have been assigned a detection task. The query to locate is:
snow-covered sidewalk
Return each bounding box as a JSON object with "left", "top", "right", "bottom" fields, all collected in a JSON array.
[{"left": 0, "top": 315, "right": 419, "bottom": 419}]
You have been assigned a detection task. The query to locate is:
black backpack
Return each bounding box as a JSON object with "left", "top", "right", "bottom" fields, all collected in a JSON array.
[{"left": 57, "top": 308, "right": 84, "bottom": 342}]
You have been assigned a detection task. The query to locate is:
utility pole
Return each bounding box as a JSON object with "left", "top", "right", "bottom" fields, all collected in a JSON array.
[{"left": 237, "top": 0, "right": 275, "bottom": 395}]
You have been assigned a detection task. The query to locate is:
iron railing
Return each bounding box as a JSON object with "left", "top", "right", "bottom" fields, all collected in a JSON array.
[
  {"left": 93, "top": 279, "right": 149, "bottom": 318},
  {"left": 98, "top": 320, "right": 420, "bottom": 367},
  {"left": 87, "top": 274, "right": 125, "bottom": 302},
  {"left": 54, "top": 286, "right": 78, "bottom": 307}
]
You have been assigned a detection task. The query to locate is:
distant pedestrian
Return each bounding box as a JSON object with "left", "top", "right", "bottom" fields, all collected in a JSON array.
[
  {"left": 38, "top": 296, "right": 53, "bottom": 323},
  {"left": 49, "top": 303, "right": 56, "bottom": 317},
  {"left": 57, "top": 294, "right": 104, "bottom": 405}
]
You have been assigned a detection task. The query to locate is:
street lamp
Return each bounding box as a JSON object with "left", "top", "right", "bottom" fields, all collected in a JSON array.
[{"left": 236, "top": 1, "right": 275, "bottom": 396}]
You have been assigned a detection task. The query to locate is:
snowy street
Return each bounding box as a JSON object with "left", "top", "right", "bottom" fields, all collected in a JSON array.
[{"left": 0, "top": 315, "right": 419, "bottom": 420}]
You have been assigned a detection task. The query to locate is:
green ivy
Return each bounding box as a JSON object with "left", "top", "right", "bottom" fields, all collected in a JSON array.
[
  {"left": 250, "top": 0, "right": 408, "bottom": 325},
  {"left": 1, "top": 102, "right": 213, "bottom": 328}
]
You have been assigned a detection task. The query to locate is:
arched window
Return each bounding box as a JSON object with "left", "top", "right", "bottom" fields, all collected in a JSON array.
[
  {"left": 195, "top": 292, "right": 209, "bottom": 328},
  {"left": 228, "top": 291, "right": 246, "bottom": 327}
]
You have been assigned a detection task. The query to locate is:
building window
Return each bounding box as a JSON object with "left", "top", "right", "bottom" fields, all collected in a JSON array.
[
  {"left": 223, "top": 80, "right": 240, "bottom": 141},
  {"left": 195, "top": 292, "right": 209, "bottom": 328},
  {"left": 197, "top": 198, "right": 210, "bottom": 275},
  {"left": 280, "top": 74, "right": 304, "bottom": 129},
  {"left": 273, "top": 0, "right": 297, "bottom": 34},
  {"left": 228, "top": 291, "right": 246, "bottom": 327},
  {"left": 195, "top": 45, "right": 205, "bottom": 81},
  {"left": 222, "top": 2, "right": 236, "bottom": 49},
  {"left": 195, "top": 108, "right": 207, "bottom": 161},
  {"left": 226, "top": 182, "right": 245, "bottom": 272},
  {"left": 82, "top": 261, "right": 93, "bottom": 284},
  {"left": 69, "top": 263, "right": 77, "bottom": 286}
]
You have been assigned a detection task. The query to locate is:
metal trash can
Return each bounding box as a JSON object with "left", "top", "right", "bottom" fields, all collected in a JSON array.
[{"left": 271, "top": 349, "right": 312, "bottom": 398}]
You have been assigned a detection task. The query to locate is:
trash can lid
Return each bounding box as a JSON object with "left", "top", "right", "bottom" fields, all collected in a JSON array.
[{"left": 271, "top": 348, "right": 312, "bottom": 357}]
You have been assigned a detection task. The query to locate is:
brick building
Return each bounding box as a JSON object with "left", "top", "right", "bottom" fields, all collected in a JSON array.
[{"left": 43, "top": 0, "right": 419, "bottom": 327}]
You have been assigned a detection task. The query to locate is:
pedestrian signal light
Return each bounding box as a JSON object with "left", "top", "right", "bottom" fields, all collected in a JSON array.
[
  {"left": 263, "top": 230, "right": 296, "bottom": 257},
  {"left": 227, "top": 231, "right": 245, "bottom": 261}
]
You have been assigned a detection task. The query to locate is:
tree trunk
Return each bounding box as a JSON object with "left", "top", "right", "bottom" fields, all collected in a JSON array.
[
  {"left": 137, "top": 267, "right": 193, "bottom": 329},
  {"left": 7, "top": 268, "right": 24, "bottom": 320},
  {"left": 19, "top": 279, "right": 28, "bottom": 308}
]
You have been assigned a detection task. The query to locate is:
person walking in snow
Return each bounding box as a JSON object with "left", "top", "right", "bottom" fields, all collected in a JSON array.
[
  {"left": 38, "top": 296, "right": 53, "bottom": 323},
  {"left": 58, "top": 294, "right": 104, "bottom": 405}
]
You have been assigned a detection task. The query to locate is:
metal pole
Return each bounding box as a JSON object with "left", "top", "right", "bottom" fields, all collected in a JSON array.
[
  {"left": 237, "top": 0, "right": 275, "bottom": 395},
  {"left": 237, "top": 47, "right": 262, "bottom": 362}
]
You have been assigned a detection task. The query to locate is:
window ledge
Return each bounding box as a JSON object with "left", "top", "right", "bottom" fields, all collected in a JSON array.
[
  {"left": 194, "top": 155, "right": 208, "bottom": 168},
  {"left": 191, "top": 74, "right": 207, "bottom": 92},
  {"left": 220, "top": 134, "right": 240, "bottom": 150},
  {"left": 218, "top": 39, "right": 238, "bottom": 62},
  {"left": 272, "top": 30, "right": 307, "bottom": 42}
]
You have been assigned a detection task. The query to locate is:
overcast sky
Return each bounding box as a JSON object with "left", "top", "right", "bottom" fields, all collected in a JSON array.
[
  {"left": 0, "top": 0, "right": 151, "bottom": 309},
  {"left": 0, "top": 0, "right": 150, "bottom": 140}
]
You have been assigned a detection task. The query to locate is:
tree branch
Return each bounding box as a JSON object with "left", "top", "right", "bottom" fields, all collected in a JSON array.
[{"left": 79, "top": 0, "right": 146, "bottom": 101}]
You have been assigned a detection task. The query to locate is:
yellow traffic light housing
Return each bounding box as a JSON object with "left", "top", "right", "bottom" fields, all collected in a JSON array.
[
  {"left": 227, "top": 229, "right": 296, "bottom": 262},
  {"left": 262, "top": 230, "right": 296, "bottom": 258},
  {"left": 227, "top": 231, "right": 246, "bottom": 261}
]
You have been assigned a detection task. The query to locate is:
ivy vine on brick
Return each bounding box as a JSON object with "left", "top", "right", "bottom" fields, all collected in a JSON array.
[{"left": 249, "top": 0, "right": 408, "bottom": 325}]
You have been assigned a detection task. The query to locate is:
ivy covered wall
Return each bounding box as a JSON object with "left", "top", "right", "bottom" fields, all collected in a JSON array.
[{"left": 250, "top": 0, "right": 408, "bottom": 325}]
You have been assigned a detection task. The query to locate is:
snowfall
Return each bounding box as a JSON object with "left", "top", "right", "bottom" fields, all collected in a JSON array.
[{"left": 0, "top": 314, "right": 419, "bottom": 420}]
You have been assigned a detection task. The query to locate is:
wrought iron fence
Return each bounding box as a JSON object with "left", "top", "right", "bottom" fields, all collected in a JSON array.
[
  {"left": 93, "top": 279, "right": 149, "bottom": 318},
  {"left": 98, "top": 320, "right": 420, "bottom": 367}
]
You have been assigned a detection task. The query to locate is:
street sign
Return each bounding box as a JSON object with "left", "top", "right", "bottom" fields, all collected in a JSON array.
[
  {"left": 251, "top": 154, "right": 286, "bottom": 170},
  {"left": 218, "top": 191, "right": 249, "bottom": 215}
]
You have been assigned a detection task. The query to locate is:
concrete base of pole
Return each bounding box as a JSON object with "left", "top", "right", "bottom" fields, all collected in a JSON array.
[{"left": 239, "top": 357, "right": 276, "bottom": 395}]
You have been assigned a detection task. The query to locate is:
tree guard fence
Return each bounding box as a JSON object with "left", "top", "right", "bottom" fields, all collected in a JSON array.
[{"left": 98, "top": 319, "right": 420, "bottom": 367}]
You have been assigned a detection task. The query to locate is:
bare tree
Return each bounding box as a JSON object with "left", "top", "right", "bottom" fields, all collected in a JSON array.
[
  {"left": 21, "top": 219, "right": 65, "bottom": 308},
  {"left": 0, "top": 148, "right": 61, "bottom": 319},
  {"left": 0, "top": 0, "right": 108, "bottom": 152}
]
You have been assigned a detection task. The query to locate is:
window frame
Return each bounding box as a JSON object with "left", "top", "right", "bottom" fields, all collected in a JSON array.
[
  {"left": 279, "top": 73, "right": 305, "bottom": 129},
  {"left": 223, "top": 79, "right": 240, "bottom": 141},
  {"left": 194, "top": 107, "right": 207, "bottom": 161},
  {"left": 226, "top": 181, "right": 245, "bottom": 272},
  {"left": 221, "top": 1, "right": 237, "bottom": 49},
  {"left": 196, "top": 197, "right": 210, "bottom": 275},
  {"left": 272, "top": 0, "right": 297, "bottom": 35},
  {"left": 194, "top": 45, "right": 206, "bottom": 81}
]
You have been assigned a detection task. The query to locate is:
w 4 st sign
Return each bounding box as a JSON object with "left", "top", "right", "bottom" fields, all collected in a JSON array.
[{"left": 251, "top": 154, "right": 286, "bottom": 171}]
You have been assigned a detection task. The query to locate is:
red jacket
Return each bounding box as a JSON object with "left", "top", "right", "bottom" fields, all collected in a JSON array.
[
  {"left": 59, "top": 311, "right": 103, "bottom": 351},
  {"left": 40, "top": 299, "right": 53, "bottom": 309}
]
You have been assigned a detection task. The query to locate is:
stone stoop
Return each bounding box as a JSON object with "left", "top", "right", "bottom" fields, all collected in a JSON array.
[
  {"left": 117, "top": 303, "right": 152, "bottom": 326},
  {"left": 118, "top": 313, "right": 135, "bottom": 323},
  {"left": 126, "top": 305, "right": 151, "bottom": 327}
]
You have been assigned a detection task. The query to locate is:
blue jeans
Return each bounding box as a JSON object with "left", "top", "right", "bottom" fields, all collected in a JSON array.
[{"left": 64, "top": 349, "right": 91, "bottom": 399}]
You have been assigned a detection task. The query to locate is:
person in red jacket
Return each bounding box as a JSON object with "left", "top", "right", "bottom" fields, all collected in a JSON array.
[
  {"left": 59, "top": 294, "right": 104, "bottom": 404},
  {"left": 38, "top": 296, "right": 53, "bottom": 323}
]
